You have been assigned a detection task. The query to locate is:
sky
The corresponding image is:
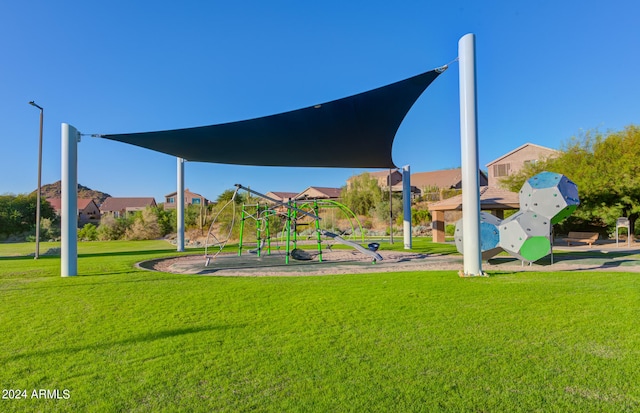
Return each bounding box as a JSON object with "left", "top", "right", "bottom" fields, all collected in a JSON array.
[{"left": 1, "top": 1, "right": 638, "bottom": 203}]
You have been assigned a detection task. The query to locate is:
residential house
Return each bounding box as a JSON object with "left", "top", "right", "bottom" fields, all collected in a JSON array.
[
  {"left": 47, "top": 198, "right": 101, "bottom": 227},
  {"left": 265, "top": 191, "right": 299, "bottom": 203},
  {"left": 486, "top": 143, "right": 558, "bottom": 187},
  {"left": 347, "top": 170, "right": 402, "bottom": 189},
  {"left": 412, "top": 168, "right": 488, "bottom": 200},
  {"left": 100, "top": 197, "right": 157, "bottom": 218},
  {"left": 295, "top": 187, "right": 342, "bottom": 200},
  {"left": 164, "top": 189, "right": 210, "bottom": 209}
]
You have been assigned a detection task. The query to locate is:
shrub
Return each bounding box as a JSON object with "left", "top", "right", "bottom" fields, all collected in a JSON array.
[
  {"left": 78, "top": 223, "right": 98, "bottom": 241},
  {"left": 373, "top": 198, "right": 403, "bottom": 223},
  {"left": 412, "top": 208, "right": 431, "bottom": 225},
  {"left": 412, "top": 225, "right": 431, "bottom": 236},
  {"left": 445, "top": 224, "right": 456, "bottom": 236},
  {"left": 97, "top": 214, "right": 131, "bottom": 240},
  {"left": 125, "top": 208, "right": 162, "bottom": 240},
  {"left": 40, "top": 217, "right": 60, "bottom": 241},
  {"left": 154, "top": 206, "right": 176, "bottom": 236}
]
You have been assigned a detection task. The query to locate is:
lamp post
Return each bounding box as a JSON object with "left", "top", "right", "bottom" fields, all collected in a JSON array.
[{"left": 29, "top": 101, "right": 44, "bottom": 259}]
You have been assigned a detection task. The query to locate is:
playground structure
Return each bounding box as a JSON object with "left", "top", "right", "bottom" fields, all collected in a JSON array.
[
  {"left": 204, "top": 184, "right": 382, "bottom": 267},
  {"left": 59, "top": 34, "right": 486, "bottom": 276},
  {"left": 455, "top": 171, "right": 580, "bottom": 264}
]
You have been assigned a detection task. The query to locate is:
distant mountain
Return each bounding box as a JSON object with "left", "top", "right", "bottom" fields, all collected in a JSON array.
[{"left": 34, "top": 181, "right": 112, "bottom": 205}]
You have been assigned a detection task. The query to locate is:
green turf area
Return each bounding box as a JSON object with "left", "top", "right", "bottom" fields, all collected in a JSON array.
[{"left": 1, "top": 240, "right": 638, "bottom": 412}]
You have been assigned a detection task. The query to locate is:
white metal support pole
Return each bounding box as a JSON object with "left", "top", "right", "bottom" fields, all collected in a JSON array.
[
  {"left": 402, "top": 165, "right": 412, "bottom": 249},
  {"left": 388, "top": 169, "right": 394, "bottom": 244},
  {"left": 61, "top": 123, "right": 78, "bottom": 277},
  {"left": 177, "top": 157, "right": 185, "bottom": 252},
  {"left": 459, "top": 33, "right": 483, "bottom": 276}
]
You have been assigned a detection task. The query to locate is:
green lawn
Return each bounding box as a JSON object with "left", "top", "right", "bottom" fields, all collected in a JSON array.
[{"left": 1, "top": 240, "right": 638, "bottom": 412}]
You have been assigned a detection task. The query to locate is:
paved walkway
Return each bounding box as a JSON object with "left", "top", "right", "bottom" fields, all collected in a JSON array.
[{"left": 484, "top": 239, "right": 640, "bottom": 272}]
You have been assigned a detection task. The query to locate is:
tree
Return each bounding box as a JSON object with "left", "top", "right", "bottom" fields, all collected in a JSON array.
[
  {"left": 563, "top": 125, "right": 640, "bottom": 235},
  {"left": 0, "top": 193, "right": 56, "bottom": 239},
  {"left": 216, "top": 189, "right": 246, "bottom": 205},
  {"left": 341, "top": 173, "right": 383, "bottom": 216},
  {"left": 500, "top": 125, "right": 640, "bottom": 236}
]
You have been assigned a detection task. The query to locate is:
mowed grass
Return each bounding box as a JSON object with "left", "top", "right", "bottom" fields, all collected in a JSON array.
[{"left": 1, "top": 240, "right": 639, "bottom": 412}]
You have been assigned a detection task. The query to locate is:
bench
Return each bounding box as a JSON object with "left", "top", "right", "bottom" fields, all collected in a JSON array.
[{"left": 564, "top": 231, "right": 599, "bottom": 247}]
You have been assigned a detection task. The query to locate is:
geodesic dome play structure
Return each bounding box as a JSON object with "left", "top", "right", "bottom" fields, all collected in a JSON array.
[
  {"left": 519, "top": 172, "right": 579, "bottom": 225},
  {"left": 455, "top": 171, "right": 579, "bottom": 263},
  {"left": 455, "top": 211, "right": 502, "bottom": 260}
]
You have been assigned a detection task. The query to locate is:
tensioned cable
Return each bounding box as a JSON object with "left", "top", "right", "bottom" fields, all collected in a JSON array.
[{"left": 204, "top": 186, "right": 240, "bottom": 265}]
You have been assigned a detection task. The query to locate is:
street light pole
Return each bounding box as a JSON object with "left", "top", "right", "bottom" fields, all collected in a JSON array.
[{"left": 29, "top": 101, "right": 44, "bottom": 259}]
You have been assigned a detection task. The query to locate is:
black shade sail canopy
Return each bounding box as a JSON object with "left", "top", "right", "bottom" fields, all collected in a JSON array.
[{"left": 102, "top": 67, "right": 445, "bottom": 168}]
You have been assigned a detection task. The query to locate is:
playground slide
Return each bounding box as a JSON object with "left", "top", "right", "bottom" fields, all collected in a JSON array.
[{"left": 321, "top": 230, "right": 383, "bottom": 262}]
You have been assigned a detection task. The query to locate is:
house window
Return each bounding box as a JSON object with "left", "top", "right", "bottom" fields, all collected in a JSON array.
[
  {"left": 493, "top": 163, "right": 511, "bottom": 177},
  {"left": 168, "top": 197, "right": 175, "bottom": 203},
  {"left": 524, "top": 159, "right": 537, "bottom": 166},
  {"left": 192, "top": 198, "right": 201, "bottom": 205}
]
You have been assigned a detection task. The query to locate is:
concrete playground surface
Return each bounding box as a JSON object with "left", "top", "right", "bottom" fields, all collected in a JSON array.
[{"left": 140, "top": 240, "right": 640, "bottom": 276}]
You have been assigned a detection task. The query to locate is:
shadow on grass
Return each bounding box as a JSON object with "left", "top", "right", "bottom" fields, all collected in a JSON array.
[
  {"left": 487, "top": 248, "right": 640, "bottom": 270},
  {"left": 545, "top": 249, "right": 638, "bottom": 264},
  {"left": 0, "top": 255, "right": 59, "bottom": 261},
  {"left": 0, "top": 272, "right": 192, "bottom": 291},
  {"left": 558, "top": 259, "right": 640, "bottom": 271},
  {"left": 79, "top": 249, "right": 181, "bottom": 259},
  {"left": 0, "top": 249, "right": 194, "bottom": 261},
  {"left": 2, "top": 325, "right": 243, "bottom": 363}
]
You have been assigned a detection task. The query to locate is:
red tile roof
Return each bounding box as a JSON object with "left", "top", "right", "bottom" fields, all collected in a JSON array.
[
  {"left": 46, "top": 198, "right": 97, "bottom": 213},
  {"left": 411, "top": 169, "right": 463, "bottom": 189}
]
